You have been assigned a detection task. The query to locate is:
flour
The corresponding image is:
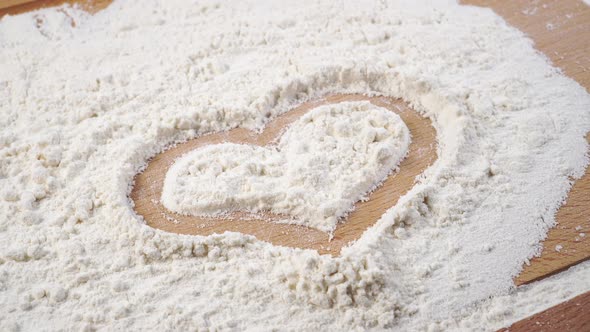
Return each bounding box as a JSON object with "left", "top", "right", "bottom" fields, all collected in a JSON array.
[
  {"left": 1, "top": 0, "right": 590, "bottom": 331},
  {"left": 162, "top": 101, "right": 410, "bottom": 233}
]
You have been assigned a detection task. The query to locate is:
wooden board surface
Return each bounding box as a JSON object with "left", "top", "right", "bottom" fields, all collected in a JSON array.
[
  {"left": 498, "top": 291, "right": 590, "bottom": 332},
  {"left": 0, "top": 0, "right": 110, "bottom": 15},
  {"left": 131, "top": 94, "right": 437, "bottom": 255},
  {"left": 0, "top": 0, "right": 37, "bottom": 10},
  {"left": 462, "top": 0, "right": 590, "bottom": 286}
]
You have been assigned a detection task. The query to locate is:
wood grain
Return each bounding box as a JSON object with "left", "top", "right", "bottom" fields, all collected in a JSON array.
[
  {"left": 0, "top": 0, "right": 111, "bottom": 16},
  {"left": 462, "top": 0, "right": 590, "bottom": 286},
  {"left": 131, "top": 94, "right": 437, "bottom": 255},
  {"left": 0, "top": 0, "right": 37, "bottom": 10},
  {"left": 499, "top": 290, "right": 590, "bottom": 332}
]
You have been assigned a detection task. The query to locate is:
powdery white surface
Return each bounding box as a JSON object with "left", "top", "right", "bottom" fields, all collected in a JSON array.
[
  {"left": 0, "top": 0, "right": 590, "bottom": 331},
  {"left": 162, "top": 101, "right": 410, "bottom": 233}
]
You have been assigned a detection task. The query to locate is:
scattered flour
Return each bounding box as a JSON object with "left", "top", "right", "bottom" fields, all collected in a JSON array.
[
  {"left": 162, "top": 101, "right": 410, "bottom": 233},
  {"left": 0, "top": 0, "right": 589, "bottom": 331}
]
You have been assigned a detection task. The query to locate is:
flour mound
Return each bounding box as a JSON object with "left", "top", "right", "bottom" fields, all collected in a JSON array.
[{"left": 162, "top": 101, "right": 410, "bottom": 232}]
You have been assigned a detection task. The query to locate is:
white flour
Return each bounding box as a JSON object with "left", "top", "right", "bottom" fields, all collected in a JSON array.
[
  {"left": 0, "top": 0, "right": 589, "bottom": 331},
  {"left": 162, "top": 101, "right": 410, "bottom": 233}
]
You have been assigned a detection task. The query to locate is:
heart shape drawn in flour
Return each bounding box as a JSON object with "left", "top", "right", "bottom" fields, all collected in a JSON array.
[
  {"left": 161, "top": 101, "right": 412, "bottom": 234},
  {"left": 131, "top": 94, "right": 437, "bottom": 255}
]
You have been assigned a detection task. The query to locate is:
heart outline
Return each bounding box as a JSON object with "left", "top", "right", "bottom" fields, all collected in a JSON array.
[{"left": 130, "top": 94, "right": 437, "bottom": 255}]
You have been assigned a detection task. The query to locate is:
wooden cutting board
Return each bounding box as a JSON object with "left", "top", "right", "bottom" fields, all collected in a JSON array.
[
  {"left": 0, "top": 0, "right": 36, "bottom": 8},
  {"left": 498, "top": 291, "right": 590, "bottom": 332},
  {"left": 1, "top": 0, "right": 589, "bottom": 330}
]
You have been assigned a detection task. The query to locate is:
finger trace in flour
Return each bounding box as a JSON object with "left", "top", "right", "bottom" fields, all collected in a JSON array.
[{"left": 161, "top": 101, "right": 411, "bottom": 233}]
